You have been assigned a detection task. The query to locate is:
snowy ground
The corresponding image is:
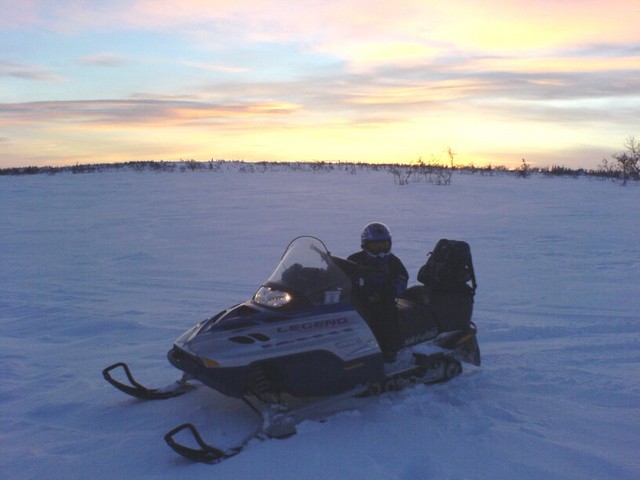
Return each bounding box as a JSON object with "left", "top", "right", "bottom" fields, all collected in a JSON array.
[{"left": 1, "top": 166, "right": 639, "bottom": 480}]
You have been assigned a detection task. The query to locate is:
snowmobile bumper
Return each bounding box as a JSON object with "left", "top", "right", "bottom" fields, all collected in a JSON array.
[{"left": 167, "top": 345, "right": 250, "bottom": 398}]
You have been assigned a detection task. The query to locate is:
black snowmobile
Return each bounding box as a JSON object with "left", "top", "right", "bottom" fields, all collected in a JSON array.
[{"left": 103, "top": 236, "right": 480, "bottom": 463}]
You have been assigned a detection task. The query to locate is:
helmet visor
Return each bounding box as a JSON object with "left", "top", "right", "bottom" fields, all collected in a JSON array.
[{"left": 364, "top": 239, "right": 391, "bottom": 255}]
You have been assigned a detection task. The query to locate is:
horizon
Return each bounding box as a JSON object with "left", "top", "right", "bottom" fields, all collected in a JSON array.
[
  {"left": 1, "top": 1, "right": 639, "bottom": 170},
  {"left": 0, "top": 157, "right": 622, "bottom": 179}
]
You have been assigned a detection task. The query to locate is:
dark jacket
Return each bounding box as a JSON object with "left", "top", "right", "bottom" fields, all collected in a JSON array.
[{"left": 347, "top": 250, "right": 409, "bottom": 301}]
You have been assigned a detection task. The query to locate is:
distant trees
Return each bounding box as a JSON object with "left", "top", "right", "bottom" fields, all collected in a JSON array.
[
  {"left": 612, "top": 136, "right": 640, "bottom": 185},
  {"left": 599, "top": 136, "right": 639, "bottom": 185},
  {"left": 391, "top": 148, "right": 457, "bottom": 186},
  {"left": 2, "top": 144, "right": 638, "bottom": 185},
  {"left": 517, "top": 159, "right": 531, "bottom": 178}
]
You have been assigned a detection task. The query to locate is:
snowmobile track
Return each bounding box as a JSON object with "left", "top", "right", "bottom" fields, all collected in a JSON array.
[{"left": 162, "top": 353, "right": 463, "bottom": 463}]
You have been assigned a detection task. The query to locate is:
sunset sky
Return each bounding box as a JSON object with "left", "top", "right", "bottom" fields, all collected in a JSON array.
[{"left": 1, "top": 0, "right": 639, "bottom": 169}]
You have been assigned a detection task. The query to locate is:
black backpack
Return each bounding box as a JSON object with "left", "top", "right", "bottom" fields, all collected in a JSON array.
[{"left": 417, "top": 239, "right": 477, "bottom": 294}]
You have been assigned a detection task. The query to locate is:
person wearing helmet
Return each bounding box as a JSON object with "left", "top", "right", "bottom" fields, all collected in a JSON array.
[{"left": 348, "top": 222, "right": 408, "bottom": 362}]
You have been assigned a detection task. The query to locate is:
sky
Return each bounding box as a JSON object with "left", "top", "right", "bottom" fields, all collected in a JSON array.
[{"left": 1, "top": 0, "right": 639, "bottom": 169}]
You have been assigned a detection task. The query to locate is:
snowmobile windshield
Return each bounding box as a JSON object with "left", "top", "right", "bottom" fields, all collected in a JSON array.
[{"left": 254, "top": 236, "right": 352, "bottom": 309}]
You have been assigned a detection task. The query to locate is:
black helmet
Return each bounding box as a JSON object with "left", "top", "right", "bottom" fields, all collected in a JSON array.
[{"left": 361, "top": 222, "right": 392, "bottom": 257}]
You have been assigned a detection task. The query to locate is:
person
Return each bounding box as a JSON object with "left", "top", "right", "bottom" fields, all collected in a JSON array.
[{"left": 348, "top": 222, "right": 408, "bottom": 362}]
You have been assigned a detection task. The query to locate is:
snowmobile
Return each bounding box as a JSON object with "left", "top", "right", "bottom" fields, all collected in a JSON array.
[{"left": 103, "top": 236, "right": 480, "bottom": 463}]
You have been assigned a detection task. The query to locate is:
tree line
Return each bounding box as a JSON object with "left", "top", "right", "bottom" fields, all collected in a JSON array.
[{"left": 2, "top": 137, "right": 638, "bottom": 185}]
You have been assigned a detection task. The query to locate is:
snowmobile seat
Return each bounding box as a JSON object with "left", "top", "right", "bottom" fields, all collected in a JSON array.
[
  {"left": 401, "top": 285, "right": 432, "bottom": 305},
  {"left": 398, "top": 285, "right": 473, "bottom": 333}
]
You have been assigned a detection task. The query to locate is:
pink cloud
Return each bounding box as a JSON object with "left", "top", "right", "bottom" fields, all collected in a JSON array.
[{"left": 8, "top": 1, "right": 638, "bottom": 49}]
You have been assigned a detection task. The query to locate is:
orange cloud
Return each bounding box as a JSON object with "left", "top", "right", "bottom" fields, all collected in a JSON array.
[{"left": 347, "top": 79, "right": 485, "bottom": 106}]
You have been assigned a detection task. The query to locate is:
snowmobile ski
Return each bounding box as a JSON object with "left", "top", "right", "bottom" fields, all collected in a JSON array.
[
  {"left": 163, "top": 385, "right": 366, "bottom": 463},
  {"left": 102, "top": 362, "right": 195, "bottom": 400},
  {"left": 164, "top": 423, "right": 248, "bottom": 464}
]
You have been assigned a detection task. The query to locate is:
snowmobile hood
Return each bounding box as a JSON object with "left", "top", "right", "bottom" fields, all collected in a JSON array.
[
  {"left": 172, "top": 237, "right": 374, "bottom": 368},
  {"left": 175, "top": 303, "right": 374, "bottom": 368}
]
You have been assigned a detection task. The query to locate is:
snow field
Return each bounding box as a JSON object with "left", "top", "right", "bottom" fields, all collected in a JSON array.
[{"left": 1, "top": 166, "right": 639, "bottom": 479}]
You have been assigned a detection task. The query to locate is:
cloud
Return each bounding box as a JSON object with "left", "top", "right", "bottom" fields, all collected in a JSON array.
[
  {"left": 346, "top": 42, "right": 640, "bottom": 103},
  {"left": 180, "top": 61, "right": 251, "bottom": 74},
  {"left": 80, "top": 53, "right": 130, "bottom": 67},
  {"left": 0, "top": 61, "right": 63, "bottom": 82},
  {"left": 2, "top": 0, "right": 638, "bottom": 169},
  {"left": 8, "top": 1, "right": 638, "bottom": 52},
  {"left": 0, "top": 98, "right": 301, "bottom": 128}
]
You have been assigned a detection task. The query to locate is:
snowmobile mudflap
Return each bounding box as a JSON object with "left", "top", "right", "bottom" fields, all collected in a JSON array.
[
  {"left": 435, "top": 323, "right": 481, "bottom": 367},
  {"left": 102, "top": 362, "right": 195, "bottom": 400}
]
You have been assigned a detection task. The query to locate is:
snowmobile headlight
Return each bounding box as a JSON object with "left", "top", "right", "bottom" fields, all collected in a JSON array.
[{"left": 254, "top": 286, "right": 292, "bottom": 308}]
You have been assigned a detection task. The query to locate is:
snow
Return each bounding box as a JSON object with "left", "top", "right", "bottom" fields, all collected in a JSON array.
[{"left": 1, "top": 166, "right": 639, "bottom": 479}]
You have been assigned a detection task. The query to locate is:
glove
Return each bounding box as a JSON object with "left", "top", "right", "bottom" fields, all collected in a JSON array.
[
  {"left": 367, "top": 284, "right": 395, "bottom": 304},
  {"left": 367, "top": 292, "right": 381, "bottom": 303}
]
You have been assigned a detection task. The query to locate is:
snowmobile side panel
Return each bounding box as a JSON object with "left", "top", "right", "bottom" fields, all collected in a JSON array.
[
  {"left": 168, "top": 345, "right": 384, "bottom": 398},
  {"left": 256, "top": 351, "right": 383, "bottom": 397}
]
